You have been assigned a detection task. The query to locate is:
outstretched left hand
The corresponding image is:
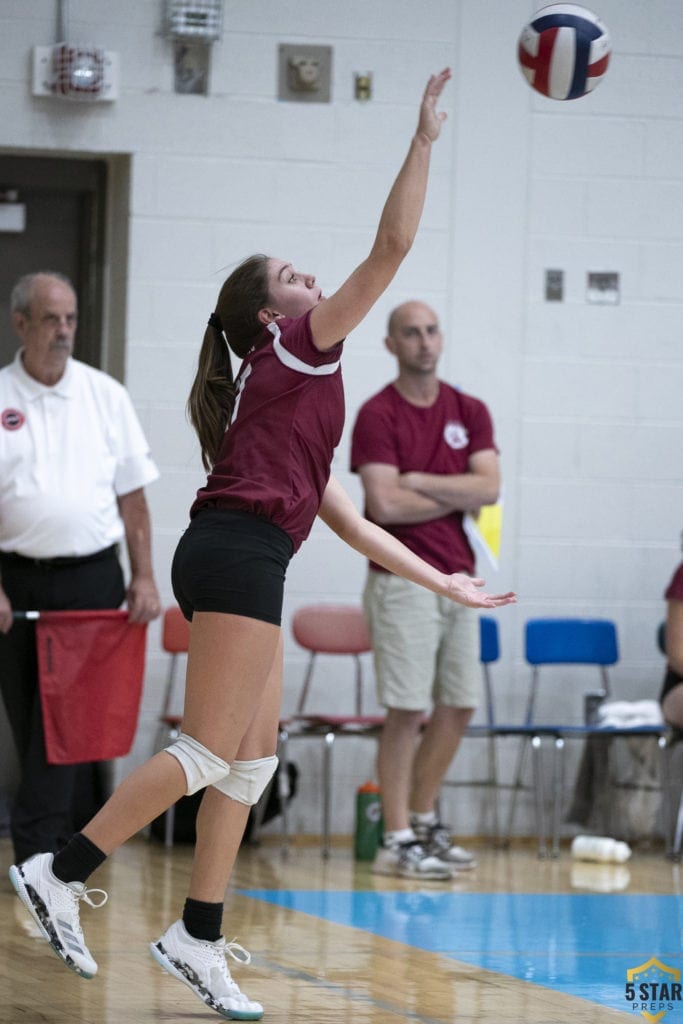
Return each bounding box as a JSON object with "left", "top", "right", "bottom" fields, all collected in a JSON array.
[
  {"left": 444, "top": 573, "right": 516, "bottom": 609},
  {"left": 416, "top": 68, "right": 452, "bottom": 143}
]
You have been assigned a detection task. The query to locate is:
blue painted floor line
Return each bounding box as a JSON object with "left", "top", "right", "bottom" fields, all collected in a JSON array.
[{"left": 239, "top": 888, "right": 683, "bottom": 1013}]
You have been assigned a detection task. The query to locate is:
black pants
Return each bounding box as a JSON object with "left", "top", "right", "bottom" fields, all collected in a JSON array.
[{"left": 0, "top": 547, "right": 125, "bottom": 862}]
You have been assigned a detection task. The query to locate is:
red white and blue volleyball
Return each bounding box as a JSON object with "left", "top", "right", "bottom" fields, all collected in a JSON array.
[{"left": 518, "top": 4, "right": 611, "bottom": 100}]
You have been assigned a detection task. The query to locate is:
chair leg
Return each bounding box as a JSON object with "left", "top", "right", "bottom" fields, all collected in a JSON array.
[
  {"left": 668, "top": 736, "right": 683, "bottom": 862},
  {"left": 248, "top": 776, "right": 275, "bottom": 845},
  {"left": 486, "top": 733, "right": 501, "bottom": 842},
  {"left": 550, "top": 736, "right": 564, "bottom": 859},
  {"left": 667, "top": 738, "right": 683, "bottom": 862},
  {"left": 658, "top": 735, "right": 674, "bottom": 859},
  {"left": 505, "top": 735, "right": 531, "bottom": 844},
  {"left": 601, "top": 736, "right": 617, "bottom": 838},
  {"left": 322, "top": 731, "right": 335, "bottom": 859},
  {"left": 530, "top": 735, "right": 547, "bottom": 859},
  {"left": 277, "top": 729, "right": 291, "bottom": 857},
  {"left": 673, "top": 796, "right": 683, "bottom": 862},
  {"left": 164, "top": 804, "right": 175, "bottom": 849}
]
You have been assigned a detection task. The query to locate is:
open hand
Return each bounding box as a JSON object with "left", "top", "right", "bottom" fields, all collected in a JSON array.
[
  {"left": 444, "top": 573, "right": 517, "bottom": 609},
  {"left": 417, "top": 68, "right": 452, "bottom": 143}
]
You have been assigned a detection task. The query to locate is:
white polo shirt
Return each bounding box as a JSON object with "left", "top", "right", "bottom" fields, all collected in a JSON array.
[{"left": 0, "top": 351, "right": 160, "bottom": 559}]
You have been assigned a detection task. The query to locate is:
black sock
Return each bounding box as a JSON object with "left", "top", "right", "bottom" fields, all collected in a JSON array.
[
  {"left": 52, "top": 832, "right": 107, "bottom": 884},
  {"left": 183, "top": 897, "right": 224, "bottom": 942}
]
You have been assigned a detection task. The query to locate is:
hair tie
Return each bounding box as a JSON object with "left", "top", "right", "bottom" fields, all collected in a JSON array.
[
  {"left": 208, "top": 312, "right": 223, "bottom": 333},
  {"left": 208, "top": 311, "right": 233, "bottom": 386}
]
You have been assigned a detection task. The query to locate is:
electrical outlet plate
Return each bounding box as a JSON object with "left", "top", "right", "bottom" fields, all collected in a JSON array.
[
  {"left": 545, "top": 269, "right": 564, "bottom": 302},
  {"left": 587, "top": 271, "right": 619, "bottom": 305},
  {"left": 278, "top": 43, "right": 332, "bottom": 103}
]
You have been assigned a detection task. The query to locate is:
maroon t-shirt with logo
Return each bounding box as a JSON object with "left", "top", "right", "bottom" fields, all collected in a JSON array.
[
  {"left": 192, "top": 311, "right": 344, "bottom": 552},
  {"left": 350, "top": 382, "right": 496, "bottom": 575}
]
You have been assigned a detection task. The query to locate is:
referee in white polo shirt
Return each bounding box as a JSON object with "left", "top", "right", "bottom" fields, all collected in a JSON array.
[{"left": 0, "top": 271, "right": 162, "bottom": 865}]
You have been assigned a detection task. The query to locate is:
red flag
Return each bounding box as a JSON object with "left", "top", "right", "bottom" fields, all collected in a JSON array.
[{"left": 36, "top": 610, "right": 147, "bottom": 765}]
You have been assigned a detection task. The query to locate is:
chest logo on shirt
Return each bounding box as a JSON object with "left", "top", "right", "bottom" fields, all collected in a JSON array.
[
  {"left": 444, "top": 420, "right": 469, "bottom": 450},
  {"left": 1, "top": 408, "right": 25, "bottom": 431}
]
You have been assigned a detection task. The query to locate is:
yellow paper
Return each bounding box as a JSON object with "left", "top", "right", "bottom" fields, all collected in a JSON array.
[{"left": 463, "top": 502, "right": 503, "bottom": 572}]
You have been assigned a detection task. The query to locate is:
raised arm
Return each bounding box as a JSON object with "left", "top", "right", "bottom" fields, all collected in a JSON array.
[
  {"left": 309, "top": 69, "right": 451, "bottom": 351},
  {"left": 318, "top": 475, "right": 516, "bottom": 609}
]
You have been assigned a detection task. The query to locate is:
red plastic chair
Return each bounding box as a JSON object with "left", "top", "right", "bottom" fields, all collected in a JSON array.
[
  {"left": 155, "top": 606, "right": 191, "bottom": 846},
  {"left": 158, "top": 605, "right": 191, "bottom": 734},
  {"left": 279, "top": 604, "right": 383, "bottom": 857},
  {"left": 292, "top": 604, "right": 373, "bottom": 716}
]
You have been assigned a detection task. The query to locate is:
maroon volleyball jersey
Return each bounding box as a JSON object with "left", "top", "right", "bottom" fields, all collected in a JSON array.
[
  {"left": 666, "top": 563, "right": 683, "bottom": 601},
  {"left": 350, "top": 382, "right": 496, "bottom": 575},
  {"left": 192, "top": 311, "right": 344, "bottom": 551}
]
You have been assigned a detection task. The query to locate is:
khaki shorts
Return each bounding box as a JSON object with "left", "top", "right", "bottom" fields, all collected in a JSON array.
[{"left": 363, "top": 570, "right": 482, "bottom": 711}]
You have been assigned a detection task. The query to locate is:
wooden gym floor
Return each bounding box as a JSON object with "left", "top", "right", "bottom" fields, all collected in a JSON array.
[{"left": 0, "top": 834, "right": 681, "bottom": 1023}]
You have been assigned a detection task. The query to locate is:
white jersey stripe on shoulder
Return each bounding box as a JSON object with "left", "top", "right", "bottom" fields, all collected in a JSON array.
[{"left": 267, "top": 322, "right": 340, "bottom": 377}]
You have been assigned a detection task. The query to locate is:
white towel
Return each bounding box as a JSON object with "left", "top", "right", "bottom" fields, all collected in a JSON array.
[{"left": 596, "top": 699, "right": 664, "bottom": 728}]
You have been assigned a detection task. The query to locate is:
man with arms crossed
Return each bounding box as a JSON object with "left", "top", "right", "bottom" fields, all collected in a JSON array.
[{"left": 350, "top": 300, "right": 500, "bottom": 879}]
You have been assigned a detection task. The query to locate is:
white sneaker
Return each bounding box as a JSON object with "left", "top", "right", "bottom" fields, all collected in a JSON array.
[
  {"left": 9, "top": 852, "right": 107, "bottom": 978},
  {"left": 413, "top": 821, "right": 478, "bottom": 870},
  {"left": 372, "top": 840, "right": 453, "bottom": 880},
  {"left": 150, "top": 919, "right": 264, "bottom": 1020}
]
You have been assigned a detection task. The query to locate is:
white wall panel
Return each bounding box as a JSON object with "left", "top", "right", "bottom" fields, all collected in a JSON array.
[{"left": 0, "top": 0, "right": 681, "bottom": 842}]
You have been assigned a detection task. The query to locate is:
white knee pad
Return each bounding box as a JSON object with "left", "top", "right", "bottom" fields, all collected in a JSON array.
[
  {"left": 165, "top": 732, "right": 230, "bottom": 795},
  {"left": 212, "top": 755, "right": 278, "bottom": 806}
]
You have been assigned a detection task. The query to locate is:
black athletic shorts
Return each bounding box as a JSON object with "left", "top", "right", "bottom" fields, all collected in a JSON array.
[
  {"left": 660, "top": 666, "right": 683, "bottom": 703},
  {"left": 171, "top": 509, "right": 294, "bottom": 626}
]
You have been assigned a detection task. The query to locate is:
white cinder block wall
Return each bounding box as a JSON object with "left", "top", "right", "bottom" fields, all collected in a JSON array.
[{"left": 0, "top": 0, "right": 681, "bottom": 840}]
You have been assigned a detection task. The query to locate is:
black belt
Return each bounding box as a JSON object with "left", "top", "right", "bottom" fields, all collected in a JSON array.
[{"left": 0, "top": 544, "right": 119, "bottom": 569}]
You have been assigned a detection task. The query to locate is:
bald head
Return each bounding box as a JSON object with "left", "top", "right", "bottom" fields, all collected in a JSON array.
[
  {"left": 384, "top": 301, "right": 443, "bottom": 385},
  {"left": 387, "top": 300, "right": 439, "bottom": 339}
]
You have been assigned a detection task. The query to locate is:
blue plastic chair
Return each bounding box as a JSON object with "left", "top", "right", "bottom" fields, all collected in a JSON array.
[
  {"left": 506, "top": 618, "right": 669, "bottom": 857},
  {"left": 505, "top": 618, "right": 618, "bottom": 852},
  {"left": 443, "top": 616, "right": 565, "bottom": 854},
  {"left": 522, "top": 618, "right": 617, "bottom": 726}
]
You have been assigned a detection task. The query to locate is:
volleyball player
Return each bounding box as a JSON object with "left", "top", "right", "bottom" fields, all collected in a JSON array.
[{"left": 10, "top": 68, "right": 515, "bottom": 1020}]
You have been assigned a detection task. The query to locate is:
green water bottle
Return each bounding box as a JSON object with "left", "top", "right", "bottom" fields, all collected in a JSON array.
[{"left": 354, "top": 780, "right": 383, "bottom": 861}]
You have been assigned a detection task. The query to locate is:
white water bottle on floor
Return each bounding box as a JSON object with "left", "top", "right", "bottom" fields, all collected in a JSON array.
[{"left": 570, "top": 834, "right": 632, "bottom": 863}]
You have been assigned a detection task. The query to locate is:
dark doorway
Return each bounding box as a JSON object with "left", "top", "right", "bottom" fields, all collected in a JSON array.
[{"left": 0, "top": 155, "right": 107, "bottom": 370}]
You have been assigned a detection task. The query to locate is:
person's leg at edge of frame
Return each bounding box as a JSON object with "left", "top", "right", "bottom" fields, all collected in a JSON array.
[
  {"left": 365, "top": 574, "right": 452, "bottom": 882},
  {"left": 150, "top": 630, "right": 284, "bottom": 1021},
  {"left": 377, "top": 707, "right": 420, "bottom": 833},
  {"left": 372, "top": 707, "right": 452, "bottom": 881},
  {"left": 662, "top": 685, "right": 683, "bottom": 731},
  {"left": 410, "top": 601, "right": 480, "bottom": 871},
  {"left": 8, "top": 613, "right": 281, "bottom": 1010},
  {"left": 409, "top": 703, "right": 478, "bottom": 869}
]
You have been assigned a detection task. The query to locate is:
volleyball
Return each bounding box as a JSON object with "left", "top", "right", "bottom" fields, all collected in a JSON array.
[{"left": 517, "top": 4, "right": 611, "bottom": 100}]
